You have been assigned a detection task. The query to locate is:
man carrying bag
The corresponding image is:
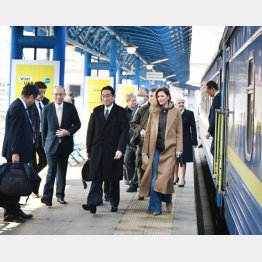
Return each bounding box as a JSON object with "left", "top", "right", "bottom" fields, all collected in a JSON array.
[{"left": 0, "top": 83, "right": 39, "bottom": 223}]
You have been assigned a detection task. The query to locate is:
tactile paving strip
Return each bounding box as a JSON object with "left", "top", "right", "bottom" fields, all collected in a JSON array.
[{"left": 115, "top": 189, "right": 177, "bottom": 235}]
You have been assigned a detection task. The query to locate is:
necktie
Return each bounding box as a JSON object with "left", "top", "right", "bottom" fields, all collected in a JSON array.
[
  {"left": 104, "top": 109, "right": 109, "bottom": 120},
  {"left": 57, "top": 106, "right": 62, "bottom": 127},
  {"left": 26, "top": 108, "right": 35, "bottom": 142},
  {"left": 39, "top": 102, "right": 42, "bottom": 113}
]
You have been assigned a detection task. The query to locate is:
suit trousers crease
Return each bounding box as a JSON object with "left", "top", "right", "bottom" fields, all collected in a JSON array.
[
  {"left": 32, "top": 145, "right": 47, "bottom": 174},
  {"left": 123, "top": 144, "right": 136, "bottom": 182},
  {"left": 43, "top": 144, "right": 69, "bottom": 201},
  {"left": 87, "top": 159, "right": 120, "bottom": 208}
]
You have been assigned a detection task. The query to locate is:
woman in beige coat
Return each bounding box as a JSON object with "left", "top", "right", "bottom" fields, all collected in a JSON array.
[{"left": 139, "top": 87, "right": 183, "bottom": 216}]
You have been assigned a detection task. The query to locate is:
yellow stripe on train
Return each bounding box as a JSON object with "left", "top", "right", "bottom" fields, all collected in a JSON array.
[{"left": 227, "top": 146, "right": 262, "bottom": 207}]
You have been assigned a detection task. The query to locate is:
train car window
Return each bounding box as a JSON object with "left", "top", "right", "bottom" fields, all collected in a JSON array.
[{"left": 246, "top": 58, "right": 254, "bottom": 159}]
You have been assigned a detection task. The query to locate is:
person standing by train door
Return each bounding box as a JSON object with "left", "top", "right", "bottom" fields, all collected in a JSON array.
[{"left": 205, "top": 80, "right": 221, "bottom": 156}]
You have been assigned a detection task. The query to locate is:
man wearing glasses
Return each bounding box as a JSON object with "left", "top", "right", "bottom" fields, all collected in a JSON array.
[{"left": 40, "top": 86, "right": 81, "bottom": 207}]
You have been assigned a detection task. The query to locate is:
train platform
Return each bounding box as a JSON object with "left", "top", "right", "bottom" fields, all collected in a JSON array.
[{"left": 0, "top": 153, "right": 197, "bottom": 235}]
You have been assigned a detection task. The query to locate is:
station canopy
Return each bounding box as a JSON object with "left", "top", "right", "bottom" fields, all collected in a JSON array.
[{"left": 26, "top": 26, "right": 192, "bottom": 88}]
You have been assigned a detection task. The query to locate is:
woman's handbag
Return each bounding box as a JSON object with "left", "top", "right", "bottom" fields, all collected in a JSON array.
[{"left": 0, "top": 163, "right": 41, "bottom": 196}]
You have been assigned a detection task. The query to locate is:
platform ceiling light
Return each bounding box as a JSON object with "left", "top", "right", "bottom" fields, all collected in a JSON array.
[
  {"left": 120, "top": 34, "right": 138, "bottom": 55},
  {"left": 145, "top": 63, "right": 154, "bottom": 70},
  {"left": 125, "top": 43, "right": 138, "bottom": 54}
]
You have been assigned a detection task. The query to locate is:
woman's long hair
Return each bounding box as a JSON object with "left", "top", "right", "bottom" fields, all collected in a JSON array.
[{"left": 150, "top": 87, "right": 171, "bottom": 114}]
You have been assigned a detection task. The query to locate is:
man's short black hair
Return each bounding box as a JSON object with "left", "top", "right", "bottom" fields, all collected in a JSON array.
[
  {"left": 34, "top": 81, "right": 48, "bottom": 90},
  {"left": 206, "top": 80, "right": 219, "bottom": 90},
  {"left": 150, "top": 88, "right": 157, "bottom": 92},
  {"left": 21, "top": 83, "right": 40, "bottom": 98},
  {"left": 101, "top": 85, "right": 115, "bottom": 96}
]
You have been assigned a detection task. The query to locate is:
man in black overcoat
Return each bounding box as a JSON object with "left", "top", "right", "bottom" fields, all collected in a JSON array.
[
  {"left": 40, "top": 86, "right": 81, "bottom": 206},
  {"left": 1, "top": 83, "right": 40, "bottom": 223},
  {"left": 205, "top": 80, "right": 221, "bottom": 156},
  {"left": 82, "top": 86, "right": 129, "bottom": 214}
]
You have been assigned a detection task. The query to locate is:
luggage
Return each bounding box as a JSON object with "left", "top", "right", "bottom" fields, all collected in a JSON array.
[
  {"left": 0, "top": 163, "right": 41, "bottom": 196},
  {"left": 81, "top": 160, "right": 91, "bottom": 189}
]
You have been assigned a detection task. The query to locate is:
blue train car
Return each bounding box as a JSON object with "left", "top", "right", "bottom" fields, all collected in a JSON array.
[{"left": 199, "top": 26, "right": 262, "bottom": 234}]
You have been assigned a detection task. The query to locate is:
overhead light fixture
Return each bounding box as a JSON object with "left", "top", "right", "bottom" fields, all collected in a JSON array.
[
  {"left": 145, "top": 64, "right": 153, "bottom": 70},
  {"left": 125, "top": 43, "right": 138, "bottom": 54},
  {"left": 119, "top": 34, "right": 138, "bottom": 55}
]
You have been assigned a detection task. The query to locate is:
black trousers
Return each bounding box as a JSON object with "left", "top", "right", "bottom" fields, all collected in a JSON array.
[
  {"left": 43, "top": 144, "right": 69, "bottom": 201},
  {"left": 87, "top": 163, "right": 120, "bottom": 208},
  {"left": 123, "top": 144, "right": 136, "bottom": 182},
  {"left": 32, "top": 145, "right": 47, "bottom": 174},
  {"left": 211, "top": 138, "right": 215, "bottom": 156}
]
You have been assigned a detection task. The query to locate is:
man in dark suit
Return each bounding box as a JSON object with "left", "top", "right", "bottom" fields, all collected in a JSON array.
[
  {"left": 123, "top": 92, "right": 137, "bottom": 185},
  {"left": 28, "top": 81, "right": 49, "bottom": 198},
  {"left": 1, "top": 83, "right": 40, "bottom": 223},
  {"left": 41, "top": 86, "right": 81, "bottom": 206},
  {"left": 205, "top": 80, "right": 221, "bottom": 156},
  {"left": 82, "top": 86, "right": 128, "bottom": 214}
]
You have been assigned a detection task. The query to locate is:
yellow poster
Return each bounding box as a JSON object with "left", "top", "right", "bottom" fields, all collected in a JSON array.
[
  {"left": 85, "top": 77, "right": 114, "bottom": 114},
  {"left": 10, "top": 60, "right": 60, "bottom": 102},
  {"left": 116, "top": 84, "right": 138, "bottom": 108}
]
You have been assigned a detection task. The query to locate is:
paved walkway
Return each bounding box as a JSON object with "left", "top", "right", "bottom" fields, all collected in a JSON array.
[{"left": 0, "top": 154, "right": 197, "bottom": 235}]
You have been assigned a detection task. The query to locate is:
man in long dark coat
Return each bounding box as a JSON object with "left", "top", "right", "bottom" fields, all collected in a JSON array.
[
  {"left": 205, "top": 80, "right": 221, "bottom": 156},
  {"left": 82, "top": 86, "right": 128, "bottom": 214}
]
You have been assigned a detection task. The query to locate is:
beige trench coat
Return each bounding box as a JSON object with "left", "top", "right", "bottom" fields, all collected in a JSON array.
[{"left": 139, "top": 107, "right": 183, "bottom": 197}]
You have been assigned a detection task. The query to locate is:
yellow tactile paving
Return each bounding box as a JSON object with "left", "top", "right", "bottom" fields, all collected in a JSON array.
[{"left": 115, "top": 189, "right": 177, "bottom": 235}]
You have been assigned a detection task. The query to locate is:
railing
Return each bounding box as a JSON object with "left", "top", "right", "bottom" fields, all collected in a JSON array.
[{"left": 213, "top": 109, "right": 226, "bottom": 207}]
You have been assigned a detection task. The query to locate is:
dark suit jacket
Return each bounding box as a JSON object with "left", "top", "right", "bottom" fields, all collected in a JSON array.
[
  {"left": 208, "top": 92, "right": 221, "bottom": 137},
  {"left": 2, "top": 98, "right": 34, "bottom": 163},
  {"left": 42, "top": 97, "right": 50, "bottom": 106},
  {"left": 28, "top": 103, "right": 41, "bottom": 149},
  {"left": 86, "top": 103, "right": 128, "bottom": 181},
  {"left": 182, "top": 109, "right": 198, "bottom": 162},
  {"left": 41, "top": 102, "right": 81, "bottom": 156}
]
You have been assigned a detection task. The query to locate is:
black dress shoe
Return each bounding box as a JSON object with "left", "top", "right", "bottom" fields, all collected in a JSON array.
[
  {"left": 104, "top": 193, "right": 109, "bottom": 201},
  {"left": 4, "top": 215, "right": 25, "bottom": 223},
  {"left": 41, "top": 197, "right": 52, "bottom": 206},
  {"left": 173, "top": 177, "right": 179, "bottom": 185},
  {"left": 126, "top": 184, "right": 138, "bottom": 192},
  {"left": 178, "top": 181, "right": 186, "bottom": 187},
  {"left": 57, "top": 198, "right": 68, "bottom": 204},
  {"left": 110, "top": 206, "right": 118, "bottom": 212},
  {"left": 18, "top": 209, "right": 33, "bottom": 219},
  {"left": 82, "top": 204, "right": 96, "bottom": 214}
]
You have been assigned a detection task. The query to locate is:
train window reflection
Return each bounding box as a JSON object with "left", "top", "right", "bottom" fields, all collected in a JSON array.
[{"left": 246, "top": 58, "right": 254, "bottom": 159}]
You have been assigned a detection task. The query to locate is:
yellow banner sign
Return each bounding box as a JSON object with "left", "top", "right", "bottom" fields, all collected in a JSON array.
[
  {"left": 116, "top": 84, "right": 138, "bottom": 108},
  {"left": 85, "top": 77, "right": 114, "bottom": 114},
  {"left": 10, "top": 60, "right": 60, "bottom": 103}
]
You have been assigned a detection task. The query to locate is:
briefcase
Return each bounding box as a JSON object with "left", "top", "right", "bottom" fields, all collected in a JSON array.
[
  {"left": 81, "top": 160, "right": 92, "bottom": 189},
  {"left": 0, "top": 162, "right": 41, "bottom": 197}
]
